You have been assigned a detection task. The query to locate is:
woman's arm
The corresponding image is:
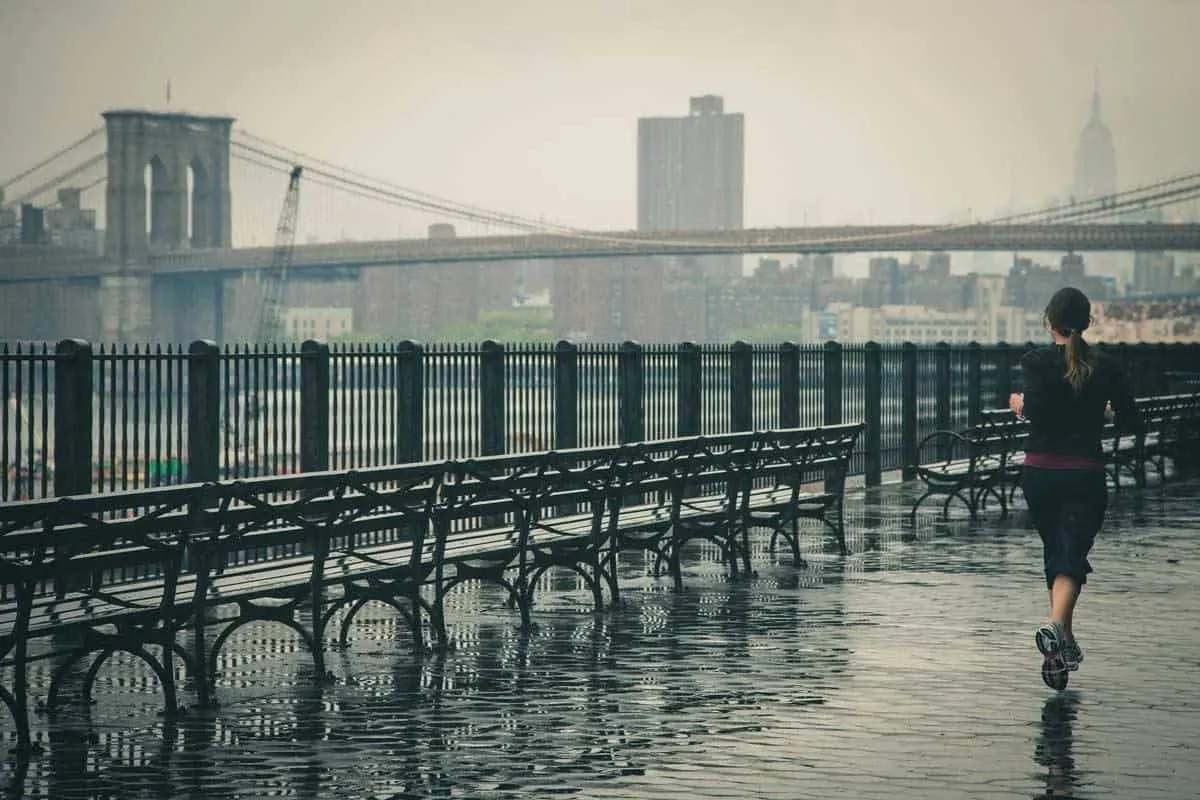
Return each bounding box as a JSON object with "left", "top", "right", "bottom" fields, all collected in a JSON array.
[
  {"left": 1107, "top": 362, "right": 1144, "bottom": 435},
  {"left": 1018, "top": 355, "right": 1052, "bottom": 422}
]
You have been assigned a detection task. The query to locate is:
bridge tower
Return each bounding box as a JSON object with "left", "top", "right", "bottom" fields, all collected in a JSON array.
[{"left": 103, "top": 110, "right": 234, "bottom": 261}]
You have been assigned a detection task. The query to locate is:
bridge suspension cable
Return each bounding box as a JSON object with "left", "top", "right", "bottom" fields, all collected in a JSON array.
[
  {"left": 985, "top": 170, "right": 1200, "bottom": 226},
  {"left": 233, "top": 128, "right": 589, "bottom": 235},
  {"left": 0, "top": 126, "right": 104, "bottom": 192},
  {"left": 230, "top": 139, "right": 579, "bottom": 235},
  {"left": 3, "top": 154, "right": 108, "bottom": 209}
]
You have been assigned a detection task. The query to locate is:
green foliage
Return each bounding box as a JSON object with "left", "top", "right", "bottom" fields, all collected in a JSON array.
[
  {"left": 722, "top": 324, "right": 810, "bottom": 344},
  {"left": 432, "top": 309, "right": 555, "bottom": 343}
]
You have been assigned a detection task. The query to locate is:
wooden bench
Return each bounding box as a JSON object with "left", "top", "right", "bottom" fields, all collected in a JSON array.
[
  {"left": 0, "top": 486, "right": 206, "bottom": 752},
  {"left": 605, "top": 426, "right": 862, "bottom": 594},
  {"left": 600, "top": 434, "right": 753, "bottom": 596},
  {"left": 0, "top": 423, "right": 863, "bottom": 757},
  {"left": 742, "top": 423, "right": 866, "bottom": 561},
  {"left": 910, "top": 410, "right": 1026, "bottom": 522},
  {"left": 1118, "top": 393, "right": 1200, "bottom": 487},
  {"left": 0, "top": 461, "right": 450, "bottom": 745},
  {"left": 910, "top": 393, "right": 1200, "bottom": 521}
]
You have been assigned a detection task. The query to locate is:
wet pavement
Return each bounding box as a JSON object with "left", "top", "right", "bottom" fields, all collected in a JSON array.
[{"left": 3, "top": 477, "right": 1199, "bottom": 799}]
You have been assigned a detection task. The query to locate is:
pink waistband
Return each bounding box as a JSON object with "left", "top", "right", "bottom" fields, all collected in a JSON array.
[{"left": 1023, "top": 452, "right": 1105, "bottom": 471}]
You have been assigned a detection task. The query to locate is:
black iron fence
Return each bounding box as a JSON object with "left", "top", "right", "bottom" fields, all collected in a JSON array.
[{"left": 3, "top": 338, "right": 1198, "bottom": 501}]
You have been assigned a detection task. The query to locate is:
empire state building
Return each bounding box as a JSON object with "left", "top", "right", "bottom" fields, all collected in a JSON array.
[{"left": 1072, "top": 84, "right": 1116, "bottom": 202}]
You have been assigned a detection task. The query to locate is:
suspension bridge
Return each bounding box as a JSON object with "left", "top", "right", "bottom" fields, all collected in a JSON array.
[{"left": 2, "top": 110, "right": 1200, "bottom": 343}]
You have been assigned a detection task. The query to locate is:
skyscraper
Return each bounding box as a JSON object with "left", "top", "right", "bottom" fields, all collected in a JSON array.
[
  {"left": 1071, "top": 78, "right": 1123, "bottom": 285},
  {"left": 1072, "top": 80, "right": 1116, "bottom": 203},
  {"left": 637, "top": 95, "right": 745, "bottom": 283}
]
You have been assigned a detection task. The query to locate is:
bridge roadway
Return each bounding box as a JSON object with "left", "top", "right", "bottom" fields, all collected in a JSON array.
[{"left": 4, "top": 222, "right": 1200, "bottom": 283}]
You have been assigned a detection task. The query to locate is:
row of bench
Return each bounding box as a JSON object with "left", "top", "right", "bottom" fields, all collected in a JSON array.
[
  {"left": 911, "top": 393, "right": 1200, "bottom": 521},
  {"left": 0, "top": 423, "right": 863, "bottom": 754}
]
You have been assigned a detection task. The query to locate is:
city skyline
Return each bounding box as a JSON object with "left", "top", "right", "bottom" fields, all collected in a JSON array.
[{"left": 3, "top": 0, "right": 1200, "bottom": 243}]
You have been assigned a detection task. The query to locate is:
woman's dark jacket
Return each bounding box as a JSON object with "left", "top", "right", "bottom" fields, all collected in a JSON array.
[{"left": 1019, "top": 345, "right": 1144, "bottom": 461}]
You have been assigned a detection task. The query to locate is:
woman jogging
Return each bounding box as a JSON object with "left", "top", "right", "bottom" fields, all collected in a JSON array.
[{"left": 1008, "top": 286, "right": 1142, "bottom": 690}]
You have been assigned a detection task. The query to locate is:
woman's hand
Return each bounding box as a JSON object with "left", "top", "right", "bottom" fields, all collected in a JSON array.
[{"left": 1009, "top": 392, "right": 1025, "bottom": 417}]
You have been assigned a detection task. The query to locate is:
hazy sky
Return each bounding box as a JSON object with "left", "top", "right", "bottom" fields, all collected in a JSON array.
[{"left": 2, "top": 0, "right": 1199, "bottom": 242}]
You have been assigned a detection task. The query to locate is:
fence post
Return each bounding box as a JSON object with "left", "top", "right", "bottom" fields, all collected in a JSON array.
[
  {"left": 730, "top": 340, "right": 753, "bottom": 432},
  {"left": 779, "top": 342, "right": 800, "bottom": 430},
  {"left": 1121, "top": 343, "right": 1136, "bottom": 395},
  {"left": 480, "top": 340, "right": 505, "bottom": 456},
  {"left": 901, "top": 342, "right": 918, "bottom": 480},
  {"left": 995, "top": 342, "right": 1012, "bottom": 409},
  {"left": 822, "top": 340, "right": 842, "bottom": 426},
  {"left": 53, "top": 338, "right": 93, "bottom": 497},
  {"left": 677, "top": 342, "right": 702, "bottom": 437},
  {"left": 51, "top": 339, "right": 92, "bottom": 598},
  {"left": 1153, "top": 343, "right": 1168, "bottom": 395},
  {"left": 1128, "top": 343, "right": 1144, "bottom": 396},
  {"left": 1170, "top": 342, "right": 1187, "bottom": 392},
  {"left": 300, "top": 340, "right": 330, "bottom": 473},
  {"left": 966, "top": 342, "right": 982, "bottom": 427},
  {"left": 554, "top": 340, "right": 578, "bottom": 451},
  {"left": 618, "top": 341, "right": 645, "bottom": 444},
  {"left": 864, "top": 341, "right": 882, "bottom": 487},
  {"left": 395, "top": 341, "right": 424, "bottom": 463},
  {"left": 823, "top": 340, "right": 842, "bottom": 492},
  {"left": 935, "top": 342, "right": 952, "bottom": 460},
  {"left": 186, "top": 340, "right": 220, "bottom": 484}
]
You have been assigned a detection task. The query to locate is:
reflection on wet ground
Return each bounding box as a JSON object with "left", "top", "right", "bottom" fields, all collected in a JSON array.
[{"left": 2, "top": 479, "right": 1199, "bottom": 798}]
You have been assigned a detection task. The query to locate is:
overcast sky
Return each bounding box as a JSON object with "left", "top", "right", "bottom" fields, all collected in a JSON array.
[{"left": 2, "top": 0, "right": 1199, "bottom": 243}]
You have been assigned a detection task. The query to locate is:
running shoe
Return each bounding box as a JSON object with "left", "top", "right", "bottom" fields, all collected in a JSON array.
[
  {"left": 1035, "top": 620, "right": 1065, "bottom": 657},
  {"left": 1036, "top": 620, "right": 1070, "bottom": 690},
  {"left": 1061, "top": 639, "right": 1083, "bottom": 672},
  {"left": 1041, "top": 652, "right": 1069, "bottom": 690}
]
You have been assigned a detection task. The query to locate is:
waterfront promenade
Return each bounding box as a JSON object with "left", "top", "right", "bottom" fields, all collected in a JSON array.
[{"left": 3, "top": 477, "right": 1198, "bottom": 799}]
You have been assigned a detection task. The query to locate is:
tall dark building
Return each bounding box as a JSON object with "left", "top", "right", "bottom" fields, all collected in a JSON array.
[
  {"left": 1071, "top": 78, "right": 1123, "bottom": 284},
  {"left": 1072, "top": 81, "right": 1116, "bottom": 203},
  {"left": 637, "top": 95, "right": 745, "bottom": 283}
]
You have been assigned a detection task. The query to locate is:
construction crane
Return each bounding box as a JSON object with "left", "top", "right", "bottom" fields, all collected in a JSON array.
[{"left": 254, "top": 165, "right": 303, "bottom": 342}]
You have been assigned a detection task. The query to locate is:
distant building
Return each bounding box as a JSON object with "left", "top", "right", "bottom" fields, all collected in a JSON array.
[
  {"left": 1004, "top": 255, "right": 1110, "bottom": 313},
  {"left": 1132, "top": 252, "right": 1175, "bottom": 296},
  {"left": 0, "top": 207, "right": 16, "bottom": 245},
  {"left": 1072, "top": 81, "right": 1116, "bottom": 203},
  {"left": 638, "top": 95, "right": 744, "bottom": 284},
  {"left": 823, "top": 302, "right": 1035, "bottom": 345},
  {"left": 282, "top": 307, "right": 353, "bottom": 340},
  {"left": 353, "top": 222, "right": 484, "bottom": 339},
  {"left": 45, "top": 188, "right": 101, "bottom": 252},
  {"left": 551, "top": 257, "right": 665, "bottom": 341},
  {"left": 1071, "top": 79, "right": 1125, "bottom": 282}
]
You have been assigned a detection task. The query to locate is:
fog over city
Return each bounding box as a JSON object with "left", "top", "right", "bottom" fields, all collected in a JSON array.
[
  {"left": 3, "top": 0, "right": 1199, "bottom": 245},
  {"left": 1, "top": 0, "right": 1198, "bottom": 346}
]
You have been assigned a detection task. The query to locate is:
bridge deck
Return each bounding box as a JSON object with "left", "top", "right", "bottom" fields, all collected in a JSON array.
[
  {"left": 4, "top": 476, "right": 1196, "bottom": 799},
  {"left": 4, "top": 222, "right": 1200, "bottom": 282}
]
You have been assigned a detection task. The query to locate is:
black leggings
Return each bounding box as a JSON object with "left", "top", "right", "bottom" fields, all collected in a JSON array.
[{"left": 1021, "top": 467, "right": 1108, "bottom": 590}]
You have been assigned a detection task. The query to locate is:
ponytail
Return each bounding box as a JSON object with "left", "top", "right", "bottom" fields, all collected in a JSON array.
[{"left": 1063, "top": 330, "right": 1094, "bottom": 393}]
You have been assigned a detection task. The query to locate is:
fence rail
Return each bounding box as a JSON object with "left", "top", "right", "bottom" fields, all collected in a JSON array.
[{"left": 3, "top": 338, "right": 1197, "bottom": 501}]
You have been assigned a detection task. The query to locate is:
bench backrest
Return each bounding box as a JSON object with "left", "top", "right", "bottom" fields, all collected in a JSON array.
[
  {"left": 440, "top": 445, "right": 622, "bottom": 532},
  {"left": 753, "top": 424, "right": 864, "bottom": 492},
  {"left": 0, "top": 485, "right": 203, "bottom": 604},
  {"left": 0, "top": 421, "right": 871, "bottom": 617},
  {"left": 971, "top": 410, "right": 1029, "bottom": 465}
]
